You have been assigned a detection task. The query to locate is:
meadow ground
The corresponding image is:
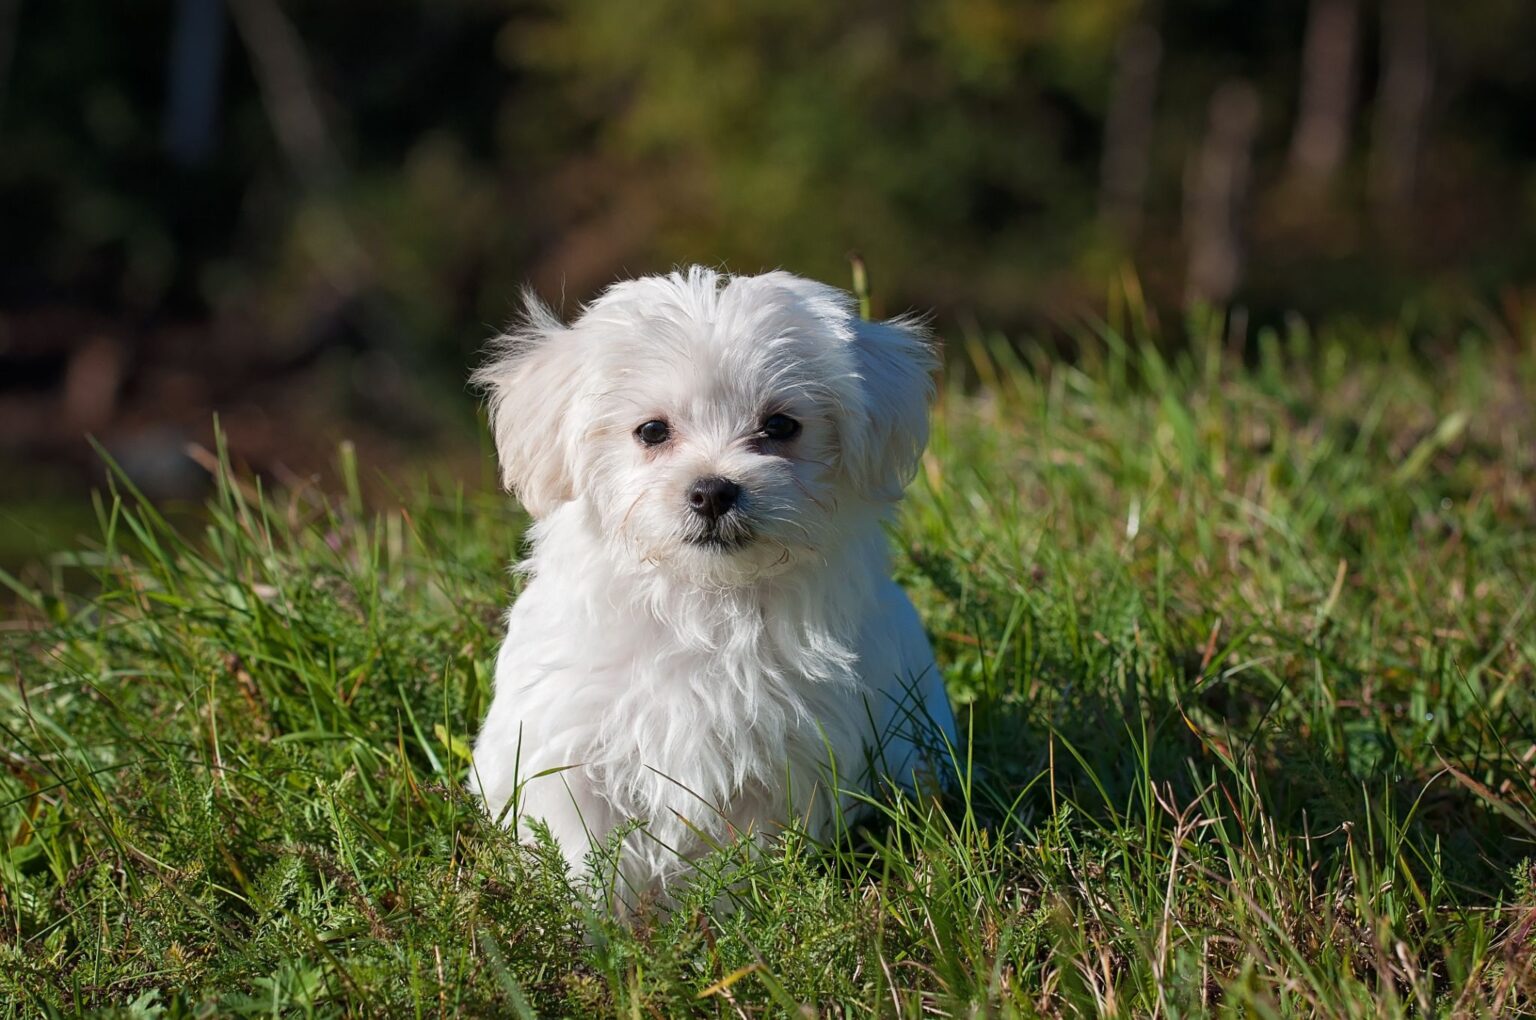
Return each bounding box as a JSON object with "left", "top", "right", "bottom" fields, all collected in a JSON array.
[{"left": 3, "top": 301, "right": 1535, "bottom": 1016}]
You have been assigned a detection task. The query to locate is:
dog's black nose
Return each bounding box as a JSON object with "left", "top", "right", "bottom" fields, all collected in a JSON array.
[{"left": 687, "top": 476, "right": 740, "bottom": 521}]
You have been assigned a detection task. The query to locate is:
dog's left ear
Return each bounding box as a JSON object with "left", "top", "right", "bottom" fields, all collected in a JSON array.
[{"left": 841, "top": 314, "right": 937, "bottom": 502}]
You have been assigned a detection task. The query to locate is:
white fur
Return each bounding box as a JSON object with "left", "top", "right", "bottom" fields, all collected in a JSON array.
[{"left": 470, "top": 267, "right": 955, "bottom": 906}]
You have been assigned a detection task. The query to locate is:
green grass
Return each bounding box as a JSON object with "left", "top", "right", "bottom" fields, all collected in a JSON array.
[{"left": 4, "top": 303, "right": 1535, "bottom": 1016}]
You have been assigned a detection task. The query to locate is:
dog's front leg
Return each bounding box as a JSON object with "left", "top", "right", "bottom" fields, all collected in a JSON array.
[{"left": 513, "top": 767, "right": 616, "bottom": 877}]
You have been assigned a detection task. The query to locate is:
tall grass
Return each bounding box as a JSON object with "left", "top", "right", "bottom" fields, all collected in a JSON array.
[{"left": 3, "top": 298, "right": 1534, "bottom": 1015}]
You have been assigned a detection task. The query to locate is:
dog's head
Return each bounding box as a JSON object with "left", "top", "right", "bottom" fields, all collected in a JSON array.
[{"left": 474, "top": 267, "right": 935, "bottom": 583}]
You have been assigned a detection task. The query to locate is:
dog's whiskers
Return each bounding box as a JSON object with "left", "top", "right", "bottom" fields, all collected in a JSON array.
[{"left": 789, "top": 474, "right": 831, "bottom": 512}]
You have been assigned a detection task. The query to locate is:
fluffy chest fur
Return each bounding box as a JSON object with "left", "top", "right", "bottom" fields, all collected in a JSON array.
[{"left": 472, "top": 508, "right": 897, "bottom": 892}]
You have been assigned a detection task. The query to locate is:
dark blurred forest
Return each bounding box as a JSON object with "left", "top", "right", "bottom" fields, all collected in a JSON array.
[{"left": 2, "top": 0, "right": 1535, "bottom": 547}]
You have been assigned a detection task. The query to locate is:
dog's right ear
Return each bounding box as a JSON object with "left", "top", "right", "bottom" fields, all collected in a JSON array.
[{"left": 472, "top": 292, "right": 583, "bottom": 518}]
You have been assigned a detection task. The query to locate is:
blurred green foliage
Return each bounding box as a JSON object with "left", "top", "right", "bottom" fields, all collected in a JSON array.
[{"left": 3, "top": 0, "right": 1536, "bottom": 364}]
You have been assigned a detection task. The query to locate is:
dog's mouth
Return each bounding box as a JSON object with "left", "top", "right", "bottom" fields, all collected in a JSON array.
[
  {"left": 685, "top": 530, "right": 752, "bottom": 552},
  {"left": 684, "top": 517, "right": 755, "bottom": 552}
]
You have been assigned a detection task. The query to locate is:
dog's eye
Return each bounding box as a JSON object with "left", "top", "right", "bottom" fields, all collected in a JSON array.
[
  {"left": 635, "top": 419, "right": 671, "bottom": 446},
  {"left": 760, "top": 414, "right": 801, "bottom": 441}
]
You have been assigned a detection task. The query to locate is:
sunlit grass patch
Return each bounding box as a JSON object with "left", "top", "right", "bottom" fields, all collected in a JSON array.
[{"left": 3, "top": 306, "right": 1535, "bottom": 1016}]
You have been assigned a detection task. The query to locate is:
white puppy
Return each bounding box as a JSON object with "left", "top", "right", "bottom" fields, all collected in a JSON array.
[{"left": 470, "top": 267, "right": 955, "bottom": 905}]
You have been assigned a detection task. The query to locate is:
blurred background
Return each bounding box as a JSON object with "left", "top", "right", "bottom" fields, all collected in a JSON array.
[{"left": 2, "top": 0, "right": 1535, "bottom": 563}]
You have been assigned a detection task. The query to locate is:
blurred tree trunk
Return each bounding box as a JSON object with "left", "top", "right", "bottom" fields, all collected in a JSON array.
[
  {"left": 1184, "top": 81, "right": 1260, "bottom": 306},
  {"left": 227, "top": 0, "right": 341, "bottom": 189},
  {"left": 228, "top": 0, "right": 406, "bottom": 356},
  {"left": 1099, "top": 22, "right": 1162, "bottom": 240},
  {"left": 1286, "top": 0, "right": 1359, "bottom": 191},
  {"left": 1371, "top": 0, "right": 1431, "bottom": 226},
  {"left": 0, "top": 0, "right": 18, "bottom": 130},
  {"left": 163, "top": 0, "right": 228, "bottom": 167}
]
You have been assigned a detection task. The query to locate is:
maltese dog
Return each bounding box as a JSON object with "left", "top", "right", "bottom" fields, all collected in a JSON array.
[{"left": 470, "top": 266, "right": 955, "bottom": 905}]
